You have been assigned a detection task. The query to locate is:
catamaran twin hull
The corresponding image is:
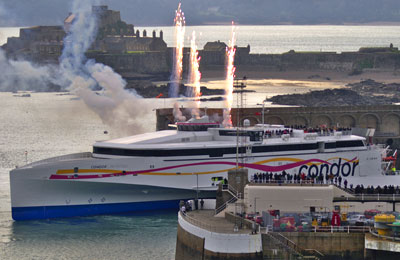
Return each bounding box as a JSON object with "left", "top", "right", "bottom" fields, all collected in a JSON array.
[{"left": 10, "top": 145, "right": 387, "bottom": 220}]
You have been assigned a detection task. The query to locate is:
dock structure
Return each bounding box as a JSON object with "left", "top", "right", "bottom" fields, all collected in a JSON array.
[
  {"left": 334, "top": 194, "right": 400, "bottom": 211},
  {"left": 365, "top": 232, "right": 400, "bottom": 258},
  {"left": 175, "top": 170, "right": 400, "bottom": 260}
]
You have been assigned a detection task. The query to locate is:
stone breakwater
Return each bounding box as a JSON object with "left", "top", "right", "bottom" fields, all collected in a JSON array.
[
  {"left": 125, "top": 81, "right": 225, "bottom": 98},
  {"left": 268, "top": 80, "right": 400, "bottom": 107}
]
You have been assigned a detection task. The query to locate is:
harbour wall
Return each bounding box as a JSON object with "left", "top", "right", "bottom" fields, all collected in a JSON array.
[
  {"left": 83, "top": 50, "right": 400, "bottom": 77},
  {"left": 176, "top": 213, "right": 380, "bottom": 260},
  {"left": 175, "top": 213, "right": 263, "bottom": 260},
  {"left": 263, "top": 232, "right": 365, "bottom": 260},
  {"left": 12, "top": 48, "right": 400, "bottom": 78}
]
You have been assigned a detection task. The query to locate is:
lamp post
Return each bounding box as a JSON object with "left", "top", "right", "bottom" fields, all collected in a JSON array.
[
  {"left": 254, "top": 197, "right": 260, "bottom": 214},
  {"left": 256, "top": 101, "right": 268, "bottom": 126}
]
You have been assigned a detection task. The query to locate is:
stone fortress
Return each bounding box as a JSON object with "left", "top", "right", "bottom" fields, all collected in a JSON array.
[{"left": 3, "top": 5, "right": 400, "bottom": 80}]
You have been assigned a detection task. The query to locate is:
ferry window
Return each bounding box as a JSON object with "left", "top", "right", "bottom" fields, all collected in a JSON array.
[
  {"left": 93, "top": 142, "right": 318, "bottom": 157},
  {"left": 325, "top": 142, "right": 336, "bottom": 149},
  {"left": 249, "top": 131, "right": 263, "bottom": 142},
  {"left": 336, "top": 140, "right": 364, "bottom": 148}
]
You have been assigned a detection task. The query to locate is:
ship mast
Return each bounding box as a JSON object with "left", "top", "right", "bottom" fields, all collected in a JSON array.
[{"left": 233, "top": 77, "right": 247, "bottom": 170}]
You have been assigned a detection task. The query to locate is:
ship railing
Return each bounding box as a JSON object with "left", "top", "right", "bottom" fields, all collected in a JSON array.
[
  {"left": 22, "top": 152, "right": 92, "bottom": 168},
  {"left": 263, "top": 130, "right": 351, "bottom": 139},
  {"left": 249, "top": 179, "right": 331, "bottom": 186}
]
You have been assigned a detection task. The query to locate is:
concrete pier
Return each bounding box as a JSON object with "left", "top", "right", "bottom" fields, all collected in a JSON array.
[{"left": 175, "top": 210, "right": 263, "bottom": 260}]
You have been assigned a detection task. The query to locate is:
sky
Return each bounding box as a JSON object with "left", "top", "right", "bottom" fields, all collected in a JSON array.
[{"left": 0, "top": 0, "right": 400, "bottom": 27}]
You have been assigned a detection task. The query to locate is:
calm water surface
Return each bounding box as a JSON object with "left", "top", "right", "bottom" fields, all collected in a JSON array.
[
  {"left": 2, "top": 25, "right": 400, "bottom": 53},
  {"left": 0, "top": 93, "right": 178, "bottom": 260}
]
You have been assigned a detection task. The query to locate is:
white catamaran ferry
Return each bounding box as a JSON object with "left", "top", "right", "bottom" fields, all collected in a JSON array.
[{"left": 10, "top": 116, "right": 394, "bottom": 220}]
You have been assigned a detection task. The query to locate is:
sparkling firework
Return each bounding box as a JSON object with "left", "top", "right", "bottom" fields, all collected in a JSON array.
[
  {"left": 169, "top": 3, "right": 185, "bottom": 98},
  {"left": 188, "top": 31, "right": 201, "bottom": 118},
  {"left": 222, "top": 22, "right": 236, "bottom": 127}
]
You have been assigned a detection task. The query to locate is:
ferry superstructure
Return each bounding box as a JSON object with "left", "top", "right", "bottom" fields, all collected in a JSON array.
[{"left": 10, "top": 116, "right": 392, "bottom": 220}]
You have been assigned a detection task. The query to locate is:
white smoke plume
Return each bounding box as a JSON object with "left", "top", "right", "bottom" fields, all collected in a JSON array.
[
  {"left": 59, "top": 0, "right": 151, "bottom": 136},
  {"left": 0, "top": 0, "right": 151, "bottom": 136},
  {"left": 0, "top": 50, "right": 60, "bottom": 91},
  {"left": 173, "top": 102, "right": 186, "bottom": 122}
]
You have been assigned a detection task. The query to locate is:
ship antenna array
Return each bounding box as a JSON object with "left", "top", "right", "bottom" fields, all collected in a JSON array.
[{"left": 233, "top": 77, "right": 248, "bottom": 169}]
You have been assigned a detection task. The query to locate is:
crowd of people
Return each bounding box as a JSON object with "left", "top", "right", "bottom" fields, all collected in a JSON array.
[
  {"left": 250, "top": 171, "right": 400, "bottom": 196},
  {"left": 180, "top": 199, "right": 205, "bottom": 214},
  {"left": 353, "top": 184, "right": 400, "bottom": 195},
  {"left": 251, "top": 171, "right": 347, "bottom": 187},
  {"left": 263, "top": 125, "right": 352, "bottom": 139}
]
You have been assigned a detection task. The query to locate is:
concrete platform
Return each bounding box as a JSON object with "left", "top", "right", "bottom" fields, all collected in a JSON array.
[
  {"left": 365, "top": 233, "right": 400, "bottom": 252},
  {"left": 184, "top": 209, "right": 252, "bottom": 234}
]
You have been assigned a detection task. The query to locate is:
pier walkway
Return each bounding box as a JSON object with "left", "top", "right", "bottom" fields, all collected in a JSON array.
[{"left": 183, "top": 209, "right": 252, "bottom": 234}]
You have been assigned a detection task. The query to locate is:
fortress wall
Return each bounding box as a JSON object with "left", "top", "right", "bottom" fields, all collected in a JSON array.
[
  {"left": 234, "top": 52, "right": 400, "bottom": 72},
  {"left": 87, "top": 52, "right": 169, "bottom": 74}
]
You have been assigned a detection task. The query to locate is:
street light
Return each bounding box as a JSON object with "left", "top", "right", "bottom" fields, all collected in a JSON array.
[
  {"left": 254, "top": 196, "right": 260, "bottom": 214},
  {"left": 256, "top": 101, "right": 269, "bottom": 126}
]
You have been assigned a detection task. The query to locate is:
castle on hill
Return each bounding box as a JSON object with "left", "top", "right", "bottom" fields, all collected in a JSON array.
[
  {"left": 3, "top": 5, "right": 166, "bottom": 61},
  {"left": 1, "top": 5, "right": 400, "bottom": 80}
]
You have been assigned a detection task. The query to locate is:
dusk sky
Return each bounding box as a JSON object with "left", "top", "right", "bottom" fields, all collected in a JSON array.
[{"left": 1, "top": 0, "right": 400, "bottom": 26}]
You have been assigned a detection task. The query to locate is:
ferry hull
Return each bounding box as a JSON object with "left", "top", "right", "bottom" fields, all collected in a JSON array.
[
  {"left": 10, "top": 170, "right": 216, "bottom": 220},
  {"left": 12, "top": 199, "right": 182, "bottom": 220},
  {"left": 9, "top": 140, "right": 387, "bottom": 220}
]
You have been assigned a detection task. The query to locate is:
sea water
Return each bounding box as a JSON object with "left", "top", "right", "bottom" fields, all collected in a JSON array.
[
  {"left": 2, "top": 25, "right": 400, "bottom": 54},
  {"left": 0, "top": 93, "right": 179, "bottom": 259}
]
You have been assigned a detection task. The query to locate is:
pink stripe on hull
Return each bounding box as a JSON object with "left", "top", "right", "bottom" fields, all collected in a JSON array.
[{"left": 48, "top": 157, "right": 355, "bottom": 180}]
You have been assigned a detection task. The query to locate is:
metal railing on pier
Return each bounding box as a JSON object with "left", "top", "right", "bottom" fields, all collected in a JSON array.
[
  {"left": 262, "top": 225, "right": 371, "bottom": 234},
  {"left": 369, "top": 228, "right": 400, "bottom": 242},
  {"left": 214, "top": 185, "right": 243, "bottom": 215},
  {"left": 334, "top": 193, "right": 400, "bottom": 203},
  {"left": 179, "top": 211, "right": 219, "bottom": 232},
  {"left": 215, "top": 196, "right": 238, "bottom": 215}
]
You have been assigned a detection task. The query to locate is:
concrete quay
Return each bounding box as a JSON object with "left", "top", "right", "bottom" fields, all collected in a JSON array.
[
  {"left": 176, "top": 208, "right": 400, "bottom": 260},
  {"left": 175, "top": 210, "right": 263, "bottom": 260}
]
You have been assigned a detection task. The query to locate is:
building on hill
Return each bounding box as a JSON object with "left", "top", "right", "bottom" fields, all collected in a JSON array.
[
  {"left": 4, "top": 26, "right": 65, "bottom": 60},
  {"left": 200, "top": 41, "right": 250, "bottom": 66},
  {"left": 203, "top": 40, "right": 227, "bottom": 52},
  {"left": 101, "top": 31, "right": 167, "bottom": 53},
  {"left": 359, "top": 45, "right": 399, "bottom": 53},
  {"left": 64, "top": 5, "right": 134, "bottom": 37},
  {"left": 92, "top": 5, "right": 121, "bottom": 28}
]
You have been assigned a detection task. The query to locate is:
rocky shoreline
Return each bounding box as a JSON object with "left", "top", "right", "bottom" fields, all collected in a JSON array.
[
  {"left": 267, "top": 79, "right": 400, "bottom": 106},
  {"left": 125, "top": 81, "right": 225, "bottom": 98}
]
